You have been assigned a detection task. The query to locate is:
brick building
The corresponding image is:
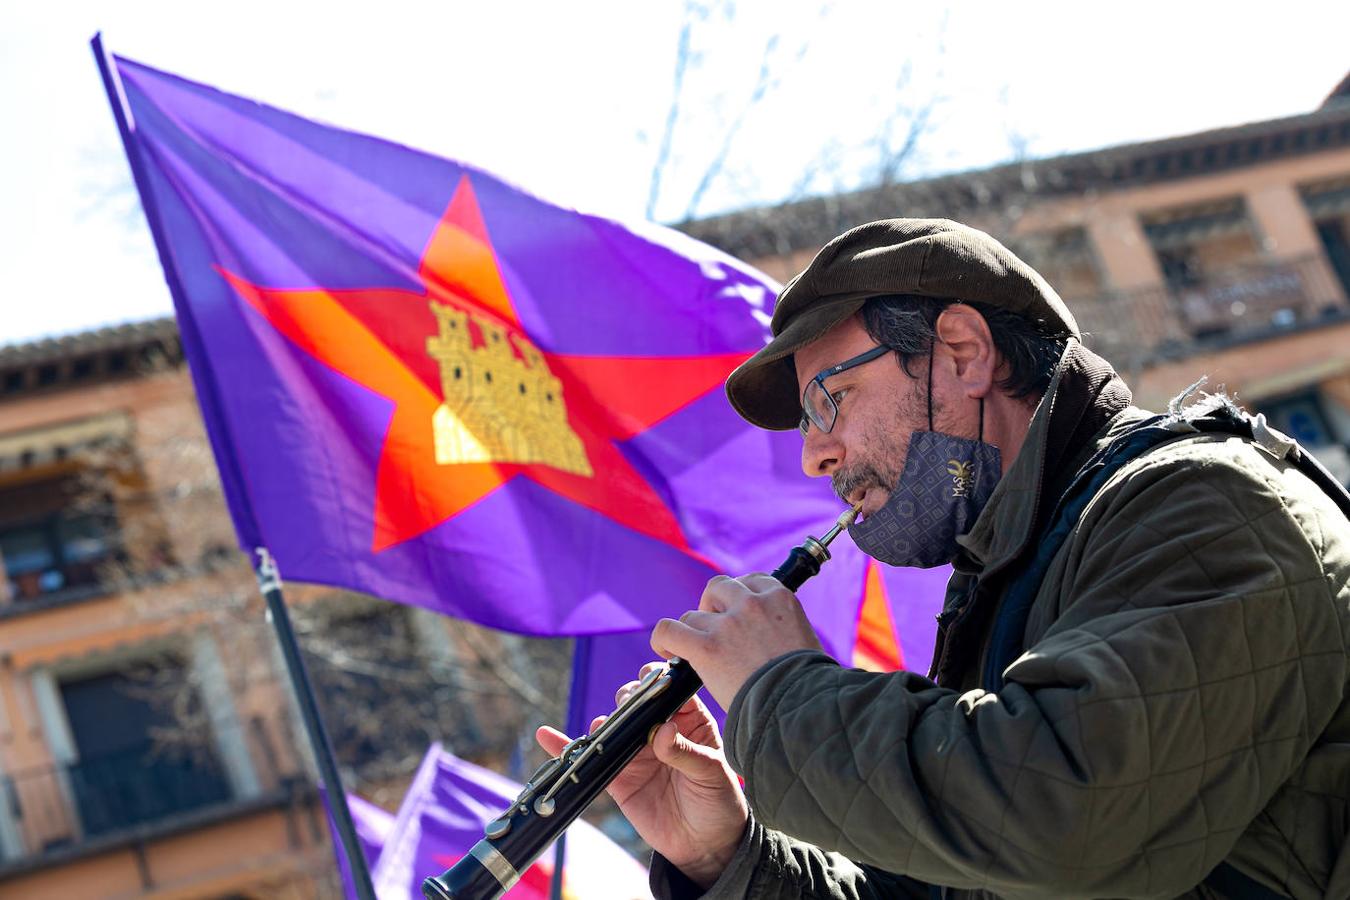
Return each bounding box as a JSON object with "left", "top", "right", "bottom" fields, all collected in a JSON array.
[
  {"left": 1, "top": 72, "right": 1348, "bottom": 897},
  {"left": 0, "top": 324, "right": 567, "bottom": 896},
  {"left": 688, "top": 73, "right": 1350, "bottom": 482}
]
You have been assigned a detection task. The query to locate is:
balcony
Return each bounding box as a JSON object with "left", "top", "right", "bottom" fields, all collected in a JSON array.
[
  {"left": 0, "top": 717, "right": 305, "bottom": 874},
  {"left": 71, "top": 741, "right": 234, "bottom": 838},
  {"left": 1071, "top": 253, "right": 1350, "bottom": 368}
]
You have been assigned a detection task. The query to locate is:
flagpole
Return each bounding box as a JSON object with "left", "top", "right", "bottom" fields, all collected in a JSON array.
[
  {"left": 550, "top": 635, "right": 593, "bottom": 900},
  {"left": 90, "top": 33, "right": 377, "bottom": 900},
  {"left": 255, "top": 549, "right": 378, "bottom": 900}
]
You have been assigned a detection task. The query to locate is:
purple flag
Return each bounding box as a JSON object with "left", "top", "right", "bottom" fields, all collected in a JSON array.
[
  {"left": 99, "top": 49, "right": 941, "bottom": 640},
  {"left": 575, "top": 553, "right": 950, "bottom": 735},
  {"left": 371, "top": 744, "right": 650, "bottom": 899},
  {"left": 322, "top": 790, "right": 395, "bottom": 900}
]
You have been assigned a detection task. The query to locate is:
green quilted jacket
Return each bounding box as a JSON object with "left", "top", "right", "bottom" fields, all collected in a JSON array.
[{"left": 654, "top": 342, "right": 1350, "bottom": 899}]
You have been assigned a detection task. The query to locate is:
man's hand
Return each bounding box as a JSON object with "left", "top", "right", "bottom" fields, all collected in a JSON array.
[
  {"left": 651, "top": 574, "right": 823, "bottom": 711},
  {"left": 536, "top": 665, "right": 748, "bottom": 889}
]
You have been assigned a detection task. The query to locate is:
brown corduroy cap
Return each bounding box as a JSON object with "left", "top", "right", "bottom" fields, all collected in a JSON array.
[{"left": 725, "top": 218, "right": 1081, "bottom": 430}]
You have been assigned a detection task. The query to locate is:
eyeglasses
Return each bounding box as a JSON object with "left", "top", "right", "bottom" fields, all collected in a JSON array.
[{"left": 799, "top": 344, "right": 892, "bottom": 436}]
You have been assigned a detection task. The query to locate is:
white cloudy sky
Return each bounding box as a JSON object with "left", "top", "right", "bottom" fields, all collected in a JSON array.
[{"left": 1, "top": 0, "right": 1346, "bottom": 346}]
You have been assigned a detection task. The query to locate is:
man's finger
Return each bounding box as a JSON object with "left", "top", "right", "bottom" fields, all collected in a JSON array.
[
  {"left": 614, "top": 679, "right": 641, "bottom": 706},
  {"left": 651, "top": 617, "right": 711, "bottom": 661},
  {"left": 535, "top": 725, "right": 570, "bottom": 756},
  {"left": 697, "top": 575, "right": 738, "bottom": 613},
  {"left": 739, "top": 572, "right": 784, "bottom": 593},
  {"left": 649, "top": 719, "right": 724, "bottom": 779},
  {"left": 670, "top": 693, "right": 722, "bottom": 745},
  {"left": 675, "top": 689, "right": 713, "bottom": 719},
  {"left": 678, "top": 609, "right": 718, "bottom": 630}
]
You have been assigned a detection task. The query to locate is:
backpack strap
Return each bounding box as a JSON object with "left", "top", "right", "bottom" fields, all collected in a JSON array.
[
  {"left": 980, "top": 412, "right": 1181, "bottom": 691},
  {"left": 981, "top": 404, "right": 1350, "bottom": 692},
  {"left": 1190, "top": 411, "right": 1350, "bottom": 519}
]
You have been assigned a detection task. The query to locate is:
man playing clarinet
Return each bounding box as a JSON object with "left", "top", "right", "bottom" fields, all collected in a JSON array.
[{"left": 539, "top": 218, "right": 1350, "bottom": 899}]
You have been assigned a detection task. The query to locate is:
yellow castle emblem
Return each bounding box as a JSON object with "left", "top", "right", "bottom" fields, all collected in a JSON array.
[{"left": 425, "top": 300, "right": 592, "bottom": 476}]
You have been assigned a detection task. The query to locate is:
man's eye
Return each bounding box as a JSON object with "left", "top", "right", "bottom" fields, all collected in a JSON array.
[{"left": 830, "top": 388, "right": 849, "bottom": 405}]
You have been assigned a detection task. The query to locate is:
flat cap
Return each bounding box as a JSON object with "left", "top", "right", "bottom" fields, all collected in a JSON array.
[{"left": 725, "top": 218, "right": 1081, "bottom": 430}]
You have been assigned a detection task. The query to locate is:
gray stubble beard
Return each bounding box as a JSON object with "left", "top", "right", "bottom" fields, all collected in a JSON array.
[{"left": 830, "top": 378, "right": 933, "bottom": 515}]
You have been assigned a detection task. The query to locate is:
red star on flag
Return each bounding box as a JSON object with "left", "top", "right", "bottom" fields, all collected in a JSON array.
[{"left": 221, "top": 175, "right": 748, "bottom": 555}]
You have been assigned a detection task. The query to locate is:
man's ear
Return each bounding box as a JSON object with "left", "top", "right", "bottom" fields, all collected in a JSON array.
[{"left": 933, "top": 305, "right": 996, "bottom": 399}]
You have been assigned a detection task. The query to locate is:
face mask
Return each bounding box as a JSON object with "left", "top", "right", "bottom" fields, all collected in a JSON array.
[{"left": 847, "top": 355, "right": 1002, "bottom": 568}]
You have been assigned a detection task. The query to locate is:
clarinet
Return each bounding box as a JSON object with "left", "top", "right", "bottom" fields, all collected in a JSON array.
[{"left": 422, "top": 505, "right": 860, "bottom": 900}]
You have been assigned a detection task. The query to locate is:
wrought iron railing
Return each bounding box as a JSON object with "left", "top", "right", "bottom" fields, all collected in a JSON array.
[
  {"left": 1068, "top": 253, "right": 1350, "bottom": 368},
  {"left": 0, "top": 716, "right": 299, "bottom": 864},
  {"left": 66, "top": 741, "right": 233, "bottom": 839}
]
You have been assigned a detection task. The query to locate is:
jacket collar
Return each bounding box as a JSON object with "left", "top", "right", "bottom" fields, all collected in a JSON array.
[{"left": 954, "top": 339, "right": 1133, "bottom": 577}]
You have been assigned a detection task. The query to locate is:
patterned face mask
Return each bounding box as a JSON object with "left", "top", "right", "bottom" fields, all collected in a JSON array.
[
  {"left": 847, "top": 429, "right": 1001, "bottom": 567},
  {"left": 847, "top": 355, "right": 1002, "bottom": 568}
]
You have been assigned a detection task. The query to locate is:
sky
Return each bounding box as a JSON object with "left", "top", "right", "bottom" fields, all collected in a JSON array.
[{"left": 1, "top": 0, "right": 1347, "bottom": 347}]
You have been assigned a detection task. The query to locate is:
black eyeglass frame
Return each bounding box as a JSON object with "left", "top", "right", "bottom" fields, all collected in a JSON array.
[{"left": 798, "top": 343, "right": 892, "bottom": 436}]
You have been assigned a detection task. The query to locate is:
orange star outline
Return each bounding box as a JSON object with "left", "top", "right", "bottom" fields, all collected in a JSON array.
[
  {"left": 852, "top": 559, "right": 904, "bottom": 672},
  {"left": 219, "top": 174, "right": 749, "bottom": 557}
]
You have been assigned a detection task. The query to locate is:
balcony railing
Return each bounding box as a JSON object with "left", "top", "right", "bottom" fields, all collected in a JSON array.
[
  {"left": 0, "top": 543, "right": 129, "bottom": 614},
  {"left": 0, "top": 551, "right": 202, "bottom": 621},
  {"left": 68, "top": 741, "right": 233, "bottom": 839},
  {"left": 0, "top": 716, "right": 299, "bottom": 867},
  {"left": 1069, "top": 253, "right": 1350, "bottom": 367}
]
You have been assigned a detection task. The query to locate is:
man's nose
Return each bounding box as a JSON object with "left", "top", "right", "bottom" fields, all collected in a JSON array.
[{"left": 801, "top": 426, "right": 844, "bottom": 478}]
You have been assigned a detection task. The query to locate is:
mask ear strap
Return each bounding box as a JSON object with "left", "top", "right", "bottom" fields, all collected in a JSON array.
[
  {"left": 926, "top": 350, "right": 935, "bottom": 431},
  {"left": 978, "top": 397, "right": 985, "bottom": 441}
]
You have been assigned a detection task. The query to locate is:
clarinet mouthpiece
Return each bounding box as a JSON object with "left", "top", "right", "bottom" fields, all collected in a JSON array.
[{"left": 818, "top": 504, "right": 862, "bottom": 548}]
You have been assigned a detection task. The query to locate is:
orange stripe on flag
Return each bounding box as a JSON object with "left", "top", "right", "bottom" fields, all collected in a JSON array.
[{"left": 852, "top": 558, "right": 905, "bottom": 672}]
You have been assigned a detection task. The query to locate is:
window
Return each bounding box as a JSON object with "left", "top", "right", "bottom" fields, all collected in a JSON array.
[
  {"left": 1259, "top": 392, "right": 1337, "bottom": 448},
  {"left": 1014, "top": 228, "right": 1104, "bottom": 301},
  {"left": 1142, "top": 198, "right": 1307, "bottom": 339},
  {"left": 0, "top": 476, "right": 123, "bottom": 604},
  {"left": 59, "top": 660, "right": 233, "bottom": 837},
  {"left": 1144, "top": 198, "right": 1261, "bottom": 287},
  {"left": 1302, "top": 176, "right": 1350, "bottom": 298},
  {"left": 1315, "top": 219, "right": 1350, "bottom": 297}
]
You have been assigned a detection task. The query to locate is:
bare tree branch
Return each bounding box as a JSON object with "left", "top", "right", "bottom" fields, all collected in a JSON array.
[
  {"left": 680, "top": 3, "right": 826, "bottom": 221},
  {"left": 442, "top": 626, "right": 560, "bottom": 716},
  {"left": 874, "top": 105, "right": 937, "bottom": 187},
  {"left": 646, "top": 3, "right": 701, "bottom": 221},
  {"left": 681, "top": 32, "right": 781, "bottom": 221}
]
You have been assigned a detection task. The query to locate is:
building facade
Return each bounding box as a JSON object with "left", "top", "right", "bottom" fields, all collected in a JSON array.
[
  {"left": 0, "top": 324, "right": 336, "bottom": 897},
  {"left": 688, "top": 74, "right": 1350, "bottom": 484},
  {"left": 0, "top": 325, "right": 566, "bottom": 896}
]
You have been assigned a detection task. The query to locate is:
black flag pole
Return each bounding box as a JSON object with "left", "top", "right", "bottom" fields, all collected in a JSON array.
[
  {"left": 254, "top": 549, "right": 378, "bottom": 900},
  {"left": 90, "top": 32, "right": 377, "bottom": 900}
]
